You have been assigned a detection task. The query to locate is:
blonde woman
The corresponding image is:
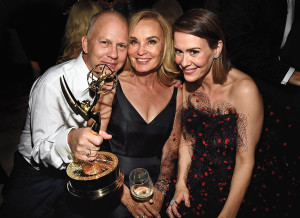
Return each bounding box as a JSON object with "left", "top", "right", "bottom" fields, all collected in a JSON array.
[
  {"left": 101, "top": 9, "right": 182, "bottom": 218},
  {"left": 57, "top": 0, "right": 103, "bottom": 64}
]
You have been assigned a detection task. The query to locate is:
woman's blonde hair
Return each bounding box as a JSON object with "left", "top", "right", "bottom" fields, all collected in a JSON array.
[
  {"left": 124, "top": 9, "right": 180, "bottom": 86},
  {"left": 57, "top": 0, "right": 103, "bottom": 64}
]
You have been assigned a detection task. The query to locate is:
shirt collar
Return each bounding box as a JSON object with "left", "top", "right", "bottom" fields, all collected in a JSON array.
[{"left": 74, "top": 52, "right": 90, "bottom": 93}]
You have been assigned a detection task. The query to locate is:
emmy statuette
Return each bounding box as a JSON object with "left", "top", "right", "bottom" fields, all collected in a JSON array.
[{"left": 60, "top": 64, "right": 123, "bottom": 200}]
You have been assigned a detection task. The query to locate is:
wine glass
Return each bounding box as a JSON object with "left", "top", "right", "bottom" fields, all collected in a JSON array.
[{"left": 129, "top": 168, "right": 154, "bottom": 201}]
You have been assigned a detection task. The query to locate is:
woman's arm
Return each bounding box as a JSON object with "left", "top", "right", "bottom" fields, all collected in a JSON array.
[
  {"left": 166, "top": 86, "right": 194, "bottom": 218},
  {"left": 219, "top": 77, "right": 263, "bottom": 218},
  {"left": 166, "top": 133, "right": 194, "bottom": 218},
  {"left": 151, "top": 87, "right": 183, "bottom": 212}
]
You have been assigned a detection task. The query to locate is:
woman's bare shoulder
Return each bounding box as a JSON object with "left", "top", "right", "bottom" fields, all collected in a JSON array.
[
  {"left": 228, "top": 68, "right": 259, "bottom": 95},
  {"left": 228, "top": 68, "right": 263, "bottom": 112}
]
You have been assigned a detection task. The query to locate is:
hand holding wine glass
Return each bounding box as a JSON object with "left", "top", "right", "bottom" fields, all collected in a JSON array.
[{"left": 129, "top": 168, "right": 154, "bottom": 201}]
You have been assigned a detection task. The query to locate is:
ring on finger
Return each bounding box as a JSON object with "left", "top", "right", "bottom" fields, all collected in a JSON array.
[
  {"left": 170, "top": 199, "right": 178, "bottom": 206},
  {"left": 139, "top": 215, "right": 145, "bottom": 218},
  {"left": 87, "top": 149, "right": 91, "bottom": 157}
]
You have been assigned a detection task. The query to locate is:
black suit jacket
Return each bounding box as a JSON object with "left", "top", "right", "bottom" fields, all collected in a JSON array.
[{"left": 222, "top": 0, "right": 299, "bottom": 84}]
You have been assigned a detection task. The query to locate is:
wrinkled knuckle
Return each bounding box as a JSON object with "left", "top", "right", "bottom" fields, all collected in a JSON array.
[
  {"left": 97, "top": 138, "right": 103, "bottom": 145},
  {"left": 74, "top": 146, "right": 81, "bottom": 153},
  {"left": 78, "top": 138, "right": 85, "bottom": 146}
]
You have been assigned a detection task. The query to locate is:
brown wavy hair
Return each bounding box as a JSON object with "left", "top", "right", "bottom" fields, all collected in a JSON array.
[{"left": 173, "top": 8, "right": 231, "bottom": 84}]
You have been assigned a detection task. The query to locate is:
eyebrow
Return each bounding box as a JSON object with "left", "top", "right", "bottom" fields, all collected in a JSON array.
[
  {"left": 99, "top": 37, "right": 128, "bottom": 45},
  {"left": 174, "top": 47, "right": 201, "bottom": 51},
  {"left": 118, "top": 39, "right": 129, "bottom": 44},
  {"left": 129, "top": 36, "right": 160, "bottom": 41},
  {"left": 187, "top": 47, "right": 201, "bottom": 51},
  {"left": 146, "top": 36, "right": 160, "bottom": 41}
]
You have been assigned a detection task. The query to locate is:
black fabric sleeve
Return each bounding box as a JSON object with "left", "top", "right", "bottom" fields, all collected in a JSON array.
[{"left": 221, "top": 0, "right": 290, "bottom": 84}]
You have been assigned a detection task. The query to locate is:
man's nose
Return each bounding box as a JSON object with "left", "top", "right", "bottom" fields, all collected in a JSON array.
[{"left": 108, "top": 46, "right": 118, "bottom": 59}]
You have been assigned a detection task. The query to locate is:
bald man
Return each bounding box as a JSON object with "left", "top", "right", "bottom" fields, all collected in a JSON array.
[{"left": 1, "top": 11, "right": 128, "bottom": 217}]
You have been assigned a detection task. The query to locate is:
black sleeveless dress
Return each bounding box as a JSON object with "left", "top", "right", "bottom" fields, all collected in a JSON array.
[
  {"left": 101, "top": 82, "right": 177, "bottom": 217},
  {"left": 165, "top": 92, "right": 243, "bottom": 218}
]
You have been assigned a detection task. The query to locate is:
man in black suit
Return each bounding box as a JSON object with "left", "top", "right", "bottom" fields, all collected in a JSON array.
[
  {"left": 221, "top": 0, "right": 299, "bottom": 217},
  {"left": 222, "top": 0, "right": 299, "bottom": 85}
]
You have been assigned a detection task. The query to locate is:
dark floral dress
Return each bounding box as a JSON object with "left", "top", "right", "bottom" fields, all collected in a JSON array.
[{"left": 165, "top": 92, "right": 247, "bottom": 217}]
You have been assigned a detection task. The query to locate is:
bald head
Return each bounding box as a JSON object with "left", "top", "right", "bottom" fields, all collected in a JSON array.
[{"left": 86, "top": 10, "right": 128, "bottom": 38}]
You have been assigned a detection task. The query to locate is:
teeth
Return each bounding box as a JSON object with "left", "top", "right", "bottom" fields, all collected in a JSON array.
[
  {"left": 185, "top": 69, "right": 194, "bottom": 72},
  {"left": 137, "top": 59, "right": 150, "bottom": 61}
]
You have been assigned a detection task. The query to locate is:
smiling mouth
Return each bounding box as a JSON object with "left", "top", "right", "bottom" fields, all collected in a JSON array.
[
  {"left": 183, "top": 68, "right": 196, "bottom": 74},
  {"left": 136, "top": 58, "right": 151, "bottom": 64},
  {"left": 102, "top": 62, "right": 117, "bottom": 69}
]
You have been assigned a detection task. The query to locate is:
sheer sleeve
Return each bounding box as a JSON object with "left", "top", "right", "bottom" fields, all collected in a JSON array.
[
  {"left": 155, "top": 106, "right": 182, "bottom": 194},
  {"left": 155, "top": 87, "right": 195, "bottom": 193}
]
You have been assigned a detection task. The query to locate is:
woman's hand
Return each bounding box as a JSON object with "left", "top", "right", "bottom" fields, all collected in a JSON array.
[
  {"left": 166, "top": 182, "right": 190, "bottom": 218},
  {"left": 148, "top": 187, "right": 165, "bottom": 213},
  {"left": 121, "top": 185, "right": 161, "bottom": 218},
  {"left": 172, "top": 79, "right": 183, "bottom": 88}
]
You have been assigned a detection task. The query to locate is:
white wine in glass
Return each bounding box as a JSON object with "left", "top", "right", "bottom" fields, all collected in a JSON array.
[{"left": 129, "top": 168, "right": 153, "bottom": 201}]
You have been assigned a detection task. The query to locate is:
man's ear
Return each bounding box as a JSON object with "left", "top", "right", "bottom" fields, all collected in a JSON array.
[{"left": 82, "top": 35, "right": 88, "bottom": 53}]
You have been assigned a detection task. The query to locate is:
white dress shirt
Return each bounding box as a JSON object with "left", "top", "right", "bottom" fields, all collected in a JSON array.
[
  {"left": 281, "top": 0, "right": 295, "bottom": 85},
  {"left": 18, "top": 53, "right": 92, "bottom": 170}
]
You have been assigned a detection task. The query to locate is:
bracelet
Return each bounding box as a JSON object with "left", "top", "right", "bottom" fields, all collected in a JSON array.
[
  {"left": 155, "top": 183, "right": 167, "bottom": 195},
  {"left": 156, "top": 179, "right": 169, "bottom": 189}
]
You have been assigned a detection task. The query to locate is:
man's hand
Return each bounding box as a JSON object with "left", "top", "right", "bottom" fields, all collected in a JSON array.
[{"left": 68, "top": 127, "right": 111, "bottom": 161}]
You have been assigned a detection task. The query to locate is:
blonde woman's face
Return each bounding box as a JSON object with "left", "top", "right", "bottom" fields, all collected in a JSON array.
[{"left": 128, "top": 19, "right": 164, "bottom": 74}]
